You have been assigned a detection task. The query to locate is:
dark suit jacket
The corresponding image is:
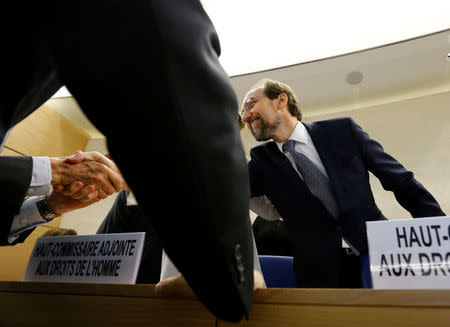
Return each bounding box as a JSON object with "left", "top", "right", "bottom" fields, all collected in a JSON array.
[
  {"left": 97, "top": 190, "right": 162, "bottom": 284},
  {"left": 252, "top": 216, "right": 293, "bottom": 257},
  {"left": 0, "top": 156, "right": 34, "bottom": 245},
  {"left": 1, "top": 1, "right": 253, "bottom": 321},
  {"left": 249, "top": 117, "right": 445, "bottom": 287}
]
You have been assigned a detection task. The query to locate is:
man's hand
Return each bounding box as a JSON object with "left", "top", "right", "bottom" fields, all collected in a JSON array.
[
  {"left": 64, "top": 150, "right": 119, "bottom": 173},
  {"left": 47, "top": 181, "right": 100, "bottom": 214},
  {"left": 66, "top": 151, "right": 131, "bottom": 195},
  {"left": 154, "top": 273, "right": 195, "bottom": 297},
  {"left": 50, "top": 151, "right": 124, "bottom": 199},
  {"left": 155, "top": 270, "right": 264, "bottom": 297},
  {"left": 253, "top": 270, "right": 264, "bottom": 290}
]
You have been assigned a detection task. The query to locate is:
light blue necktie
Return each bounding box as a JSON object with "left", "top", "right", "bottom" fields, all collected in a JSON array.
[{"left": 282, "top": 140, "right": 339, "bottom": 218}]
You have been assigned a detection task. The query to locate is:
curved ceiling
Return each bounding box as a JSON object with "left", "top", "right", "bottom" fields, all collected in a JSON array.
[
  {"left": 230, "top": 29, "right": 450, "bottom": 116},
  {"left": 201, "top": 0, "right": 450, "bottom": 76},
  {"left": 52, "top": 2, "right": 450, "bottom": 101}
]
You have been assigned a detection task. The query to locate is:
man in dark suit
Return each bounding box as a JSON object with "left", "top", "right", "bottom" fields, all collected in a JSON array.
[
  {"left": 97, "top": 190, "right": 163, "bottom": 284},
  {"left": 242, "top": 78, "right": 445, "bottom": 288},
  {"left": 1, "top": 1, "right": 252, "bottom": 321}
]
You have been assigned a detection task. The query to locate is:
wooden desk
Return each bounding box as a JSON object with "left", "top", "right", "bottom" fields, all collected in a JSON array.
[{"left": 0, "top": 282, "right": 449, "bottom": 327}]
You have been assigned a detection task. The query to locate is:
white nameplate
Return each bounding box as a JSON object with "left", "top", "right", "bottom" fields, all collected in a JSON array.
[
  {"left": 24, "top": 232, "right": 145, "bottom": 284},
  {"left": 367, "top": 216, "right": 450, "bottom": 289}
]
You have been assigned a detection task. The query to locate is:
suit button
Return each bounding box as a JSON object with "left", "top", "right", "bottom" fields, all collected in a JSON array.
[
  {"left": 336, "top": 225, "right": 342, "bottom": 232},
  {"left": 235, "top": 244, "right": 243, "bottom": 260},
  {"left": 234, "top": 244, "right": 245, "bottom": 283}
]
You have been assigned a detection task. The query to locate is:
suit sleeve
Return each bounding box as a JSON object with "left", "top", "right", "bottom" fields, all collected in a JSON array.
[
  {"left": 248, "top": 155, "right": 266, "bottom": 198},
  {"left": 348, "top": 118, "right": 445, "bottom": 218},
  {"left": 49, "top": 1, "right": 253, "bottom": 321},
  {"left": 0, "top": 156, "right": 33, "bottom": 245}
]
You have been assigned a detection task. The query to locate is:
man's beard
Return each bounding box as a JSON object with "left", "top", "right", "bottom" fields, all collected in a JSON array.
[{"left": 251, "top": 116, "right": 281, "bottom": 142}]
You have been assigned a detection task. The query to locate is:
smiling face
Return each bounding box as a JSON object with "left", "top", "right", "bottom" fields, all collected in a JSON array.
[{"left": 241, "top": 88, "right": 282, "bottom": 141}]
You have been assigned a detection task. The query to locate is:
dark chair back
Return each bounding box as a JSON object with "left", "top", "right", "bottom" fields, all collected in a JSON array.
[
  {"left": 360, "top": 253, "right": 373, "bottom": 288},
  {"left": 259, "top": 255, "right": 297, "bottom": 288}
]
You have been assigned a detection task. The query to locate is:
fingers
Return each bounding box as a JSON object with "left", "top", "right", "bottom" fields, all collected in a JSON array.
[
  {"left": 47, "top": 188, "right": 100, "bottom": 215},
  {"left": 107, "top": 169, "right": 124, "bottom": 193},
  {"left": 92, "top": 152, "right": 116, "bottom": 170},
  {"left": 254, "top": 270, "right": 264, "bottom": 290},
  {"left": 88, "top": 162, "right": 124, "bottom": 195},
  {"left": 59, "top": 181, "right": 84, "bottom": 196},
  {"left": 64, "top": 152, "right": 124, "bottom": 188},
  {"left": 155, "top": 274, "right": 194, "bottom": 297},
  {"left": 92, "top": 166, "right": 122, "bottom": 197},
  {"left": 70, "top": 184, "right": 96, "bottom": 200},
  {"left": 51, "top": 158, "right": 124, "bottom": 197},
  {"left": 97, "top": 188, "right": 108, "bottom": 200},
  {"left": 73, "top": 151, "right": 118, "bottom": 171},
  {"left": 56, "top": 182, "right": 100, "bottom": 203},
  {"left": 64, "top": 150, "right": 85, "bottom": 164},
  {"left": 78, "top": 190, "right": 99, "bottom": 203},
  {"left": 154, "top": 278, "right": 176, "bottom": 296},
  {"left": 53, "top": 184, "right": 64, "bottom": 192}
]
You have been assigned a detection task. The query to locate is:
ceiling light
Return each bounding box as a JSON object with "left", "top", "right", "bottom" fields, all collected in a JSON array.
[{"left": 346, "top": 71, "right": 364, "bottom": 85}]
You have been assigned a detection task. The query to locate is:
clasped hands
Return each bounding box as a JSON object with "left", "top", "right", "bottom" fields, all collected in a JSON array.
[{"left": 47, "top": 151, "right": 128, "bottom": 214}]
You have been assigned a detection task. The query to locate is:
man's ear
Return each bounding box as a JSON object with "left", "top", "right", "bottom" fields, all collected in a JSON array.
[{"left": 278, "top": 93, "right": 288, "bottom": 109}]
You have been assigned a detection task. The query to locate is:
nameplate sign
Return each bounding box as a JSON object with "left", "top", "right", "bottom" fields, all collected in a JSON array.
[
  {"left": 367, "top": 216, "right": 450, "bottom": 289},
  {"left": 24, "top": 232, "right": 145, "bottom": 284}
]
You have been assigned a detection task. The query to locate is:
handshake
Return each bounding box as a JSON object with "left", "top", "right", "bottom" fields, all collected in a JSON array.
[{"left": 46, "top": 151, "right": 129, "bottom": 215}]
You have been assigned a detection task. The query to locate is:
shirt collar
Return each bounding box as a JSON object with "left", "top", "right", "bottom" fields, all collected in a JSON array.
[{"left": 276, "top": 121, "right": 308, "bottom": 153}]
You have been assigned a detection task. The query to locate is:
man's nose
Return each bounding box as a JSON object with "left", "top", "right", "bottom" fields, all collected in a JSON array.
[{"left": 242, "top": 110, "right": 251, "bottom": 122}]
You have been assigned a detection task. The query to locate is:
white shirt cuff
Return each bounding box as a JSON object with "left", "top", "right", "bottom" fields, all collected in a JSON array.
[
  {"left": 9, "top": 197, "right": 48, "bottom": 238},
  {"left": 126, "top": 190, "right": 138, "bottom": 206},
  {"left": 27, "top": 157, "right": 51, "bottom": 196}
]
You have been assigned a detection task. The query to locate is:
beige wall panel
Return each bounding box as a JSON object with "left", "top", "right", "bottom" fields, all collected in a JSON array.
[
  {"left": 4, "top": 105, "right": 91, "bottom": 157},
  {"left": 0, "top": 219, "right": 61, "bottom": 281},
  {"left": 0, "top": 147, "right": 22, "bottom": 156},
  {"left": 0, "top": 105, "right": 92, "bottom": 281}
]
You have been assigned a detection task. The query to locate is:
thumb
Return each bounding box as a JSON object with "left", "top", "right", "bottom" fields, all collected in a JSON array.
[{"left": 64, "top": 150, "right": 85, "bottom": 164}]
